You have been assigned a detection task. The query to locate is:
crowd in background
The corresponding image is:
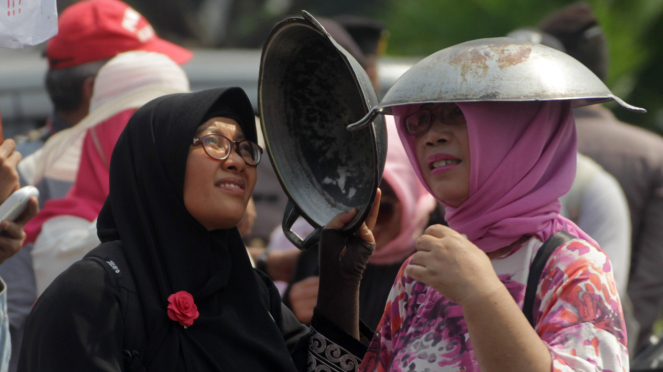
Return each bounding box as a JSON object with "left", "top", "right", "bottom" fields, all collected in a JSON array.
[{"left": 0, "top": 0, "right": 661, "bottom": 371}]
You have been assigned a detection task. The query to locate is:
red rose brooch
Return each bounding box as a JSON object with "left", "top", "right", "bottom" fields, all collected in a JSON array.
[{"left": 167, "top": 291, "right": 200, "bottom": 328}]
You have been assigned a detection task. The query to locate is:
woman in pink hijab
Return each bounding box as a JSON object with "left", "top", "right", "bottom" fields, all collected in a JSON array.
[
  {"left": 359, "top": 98, "right": 627, "bottom": 371},
  {"left": 275, "top": 117, "right": 439, "bottom": 329}
]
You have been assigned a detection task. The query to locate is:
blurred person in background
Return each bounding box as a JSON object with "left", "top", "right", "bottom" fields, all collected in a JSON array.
[
  {"left": 540, "top": 1, "right": 663, "bottom": 354},
  {"left": 333, "top": 15, "right": 387, "bottom": 92},
  {"left": 0, "top": 140, "right": 38, "bottom": 372},
  {"left": 273, "top": 116, "right": 439, "bottom": 329},
  {"left": 25, "top": 51, "right": 190, "bottom": 295},
  {"left": 17, "top": 0, "right": 192, "bottom": 203},
  {"left": 3, "top": 51, "right": 189, "bottom": 372}
]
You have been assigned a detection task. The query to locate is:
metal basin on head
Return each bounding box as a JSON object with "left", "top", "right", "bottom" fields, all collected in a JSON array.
[{"left": 348, "top": 37, "right": 645, "bottom": 130}]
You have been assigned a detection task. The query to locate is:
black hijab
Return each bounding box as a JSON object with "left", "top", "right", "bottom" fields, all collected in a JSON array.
[{"left": 97, "top": 88, "right": 298, "bottom": 371}]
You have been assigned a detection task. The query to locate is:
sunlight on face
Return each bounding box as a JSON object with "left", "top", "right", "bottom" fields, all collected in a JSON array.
[
  {"left": 412, "top": 103, "right": 471, "bottom": 207},
  {"left": 183, "top": 117, "right": 257, "bottom": 230}
]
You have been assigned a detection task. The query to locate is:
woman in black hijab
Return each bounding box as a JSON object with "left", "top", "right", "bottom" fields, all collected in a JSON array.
[{"left": 18, "top": 88, "right": 377, "bottom": 372}]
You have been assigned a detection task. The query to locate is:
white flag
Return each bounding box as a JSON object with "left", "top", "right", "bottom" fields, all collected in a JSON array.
[{"left": 0, "top": 0, "right": 58, "bottom": 48}]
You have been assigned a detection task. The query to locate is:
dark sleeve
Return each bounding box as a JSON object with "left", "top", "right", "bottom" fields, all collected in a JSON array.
[
  {"left": 306, "top": 310, "right": 372, "bottom": 371},
  {"left": 18, "top": 260, "right": 124, "bottom": 372},
  {"left": 255, "top": 269, "right": 309, "bottom": 353},
  {"left": 256, "top": 270, "right": 371, "bottom": 372}
]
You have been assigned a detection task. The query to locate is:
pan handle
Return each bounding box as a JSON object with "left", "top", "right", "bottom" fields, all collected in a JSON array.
[
  {"left": 282, "top": 199, "right": 322, "bottom": 251},
  {"left": 346, "top": 108, "right": 383, "bottom": 131}
]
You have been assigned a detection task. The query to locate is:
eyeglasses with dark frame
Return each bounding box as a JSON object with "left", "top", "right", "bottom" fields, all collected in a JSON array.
[
  {"left": 404, "top": 103, "right": 465, "bottom": 135},
  {"left": 192, "top": 133, "right": 263, "bottom": 166}
]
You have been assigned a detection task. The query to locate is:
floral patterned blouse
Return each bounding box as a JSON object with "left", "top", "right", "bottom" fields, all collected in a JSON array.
[{"left": 359, "top": 236, "right": 628, "bottom": 372}]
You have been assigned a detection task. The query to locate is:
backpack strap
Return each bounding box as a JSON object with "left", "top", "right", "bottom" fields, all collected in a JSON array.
[
  {"left": 85, "top": 255, "right": 121, "bottom": 279},
  {"left": 84, "top": 241, "right": 146, "bottom": 372},
  {"left": 523, "top": 231, "right": 575, "bottom": 328}
]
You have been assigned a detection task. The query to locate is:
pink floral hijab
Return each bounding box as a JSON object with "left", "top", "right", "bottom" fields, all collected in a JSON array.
[{"left": 392, "top": 100, "right": 596, "bottom": 253}]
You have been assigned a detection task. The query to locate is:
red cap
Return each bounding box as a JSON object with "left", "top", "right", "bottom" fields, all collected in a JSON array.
[{"left": 46, "top": 0, "right": 193, "bottom": 69}]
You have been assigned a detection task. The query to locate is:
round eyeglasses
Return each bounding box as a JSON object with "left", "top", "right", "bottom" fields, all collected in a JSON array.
[
  {"left": 192, "top": 133, "right": 263, "bottom": 166},
  {"left": 404, "top": 103, "right": 465, "bottom": 135}
]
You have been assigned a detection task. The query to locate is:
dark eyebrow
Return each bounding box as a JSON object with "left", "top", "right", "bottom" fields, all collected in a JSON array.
[{"left": 198, "top": 126, "right": 247, "bottom": 141}]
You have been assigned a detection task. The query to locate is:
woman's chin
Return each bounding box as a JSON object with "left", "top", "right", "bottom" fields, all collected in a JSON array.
[
  {"left": 196, "top": 215, "right": 244, "bottom": 231},
  {"left": 432, "top": 190, "right": 468, "bottom": 208}
]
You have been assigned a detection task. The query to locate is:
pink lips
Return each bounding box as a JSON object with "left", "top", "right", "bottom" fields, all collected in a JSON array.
[{"left": 427, "top": 153, "right": 461, "bottom": 175}]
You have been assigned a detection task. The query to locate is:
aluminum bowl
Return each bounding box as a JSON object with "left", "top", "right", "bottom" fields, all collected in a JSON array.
[{"left": 348, "top": 37, "right": 644, "bottom": 130}]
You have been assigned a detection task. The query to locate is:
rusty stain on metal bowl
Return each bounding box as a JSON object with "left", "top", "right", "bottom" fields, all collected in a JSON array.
[{"left": 450, "top": 43, "right": 532, "bottom": 83}]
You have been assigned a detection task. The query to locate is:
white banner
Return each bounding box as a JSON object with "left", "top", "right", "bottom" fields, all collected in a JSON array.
[{"left": 0, "top": 0, "right": 57, "bottom": 48}]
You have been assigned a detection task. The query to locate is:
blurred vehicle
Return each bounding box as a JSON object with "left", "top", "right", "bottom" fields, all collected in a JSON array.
[{"left": 0, "top": 47, "right": 418, "bottom": 140}]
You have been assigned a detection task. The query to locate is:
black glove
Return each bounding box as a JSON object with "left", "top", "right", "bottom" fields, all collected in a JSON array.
[
  {"left": 318, "top": 228, "right": 375, "bottom": 286},
  {"left": 316, "top": 228, "right": 375, "bottom": 338}
]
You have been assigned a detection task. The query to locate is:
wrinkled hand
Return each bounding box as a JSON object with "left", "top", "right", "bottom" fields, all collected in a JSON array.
[
  {"left": 288, "top": 276, "right": 319, "bottom": 324},
  {"left": 319, "top": 189, "right": 381, "bottom": 286},
  {"left": 0, "top": 139, "right": 21, "bottom": 202},
  {"left": 0, "top": 196, "right": 38, "bottom": 264},
  {"left": 406, "top": 225, "right": 502, "bottom": 305}
]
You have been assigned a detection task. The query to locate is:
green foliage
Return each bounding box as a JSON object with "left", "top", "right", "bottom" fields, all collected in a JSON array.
[{"left": 374, "top": 0, "right": 663, "bottom": 133}]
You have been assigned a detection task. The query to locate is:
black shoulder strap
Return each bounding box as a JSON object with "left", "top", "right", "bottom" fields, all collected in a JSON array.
[
  {"left": 84, "top": 242, "right": 146, "bottom": 372},
  {"left": 84, "top": 241, "right": 135, "bottom": 292},
  {"left": 86, "top": 256, "right": 121, "bottom": 280},
  {"left": 83, "top": 242, "right": 127, "bottom": 288},
  {"left": 523, "top": 231, "right": 575, "bottom": 328}
]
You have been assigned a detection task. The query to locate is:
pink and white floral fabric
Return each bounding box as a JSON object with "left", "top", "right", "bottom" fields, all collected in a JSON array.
[{"left": 359, "top": 236, "right": 628, "bottom": 372}]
